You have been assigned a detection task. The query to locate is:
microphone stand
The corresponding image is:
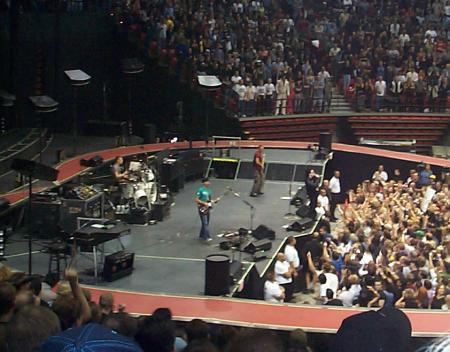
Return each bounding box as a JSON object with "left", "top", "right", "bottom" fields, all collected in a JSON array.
[
  {"left": 228, "top": 187, "right": 255, "bottom": 232},
  {"left": 284, "top": 182, "right": 296, "bottom": 218},
  {"left": 242, "top": 199, "right": 255, "bottom": 232}
]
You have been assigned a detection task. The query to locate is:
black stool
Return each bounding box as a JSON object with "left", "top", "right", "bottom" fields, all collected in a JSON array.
[{"left": 44, "top": 241, "right": 68, "bottom": 284}]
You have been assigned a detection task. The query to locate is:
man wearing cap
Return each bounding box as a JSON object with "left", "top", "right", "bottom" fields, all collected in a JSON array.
[{"left": 195, "top": 178, "right": 213, "bottom": 242}]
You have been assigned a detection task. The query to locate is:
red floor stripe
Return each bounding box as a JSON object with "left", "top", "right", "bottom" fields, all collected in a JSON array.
[{"left": 86, "top": 287, "right": 450, "bottom": 337}]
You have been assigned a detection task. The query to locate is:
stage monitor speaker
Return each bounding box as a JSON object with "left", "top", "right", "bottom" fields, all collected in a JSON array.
[
  {"left": 80, "top": 155, "right": 104, "bottom": 167},
  {"left": 205, "top": 254, "right": 230, "bottom": 296},
  {"left": 287, "top": 218, "right": 314, "bottom": 232},
  {"left": 290, "top": 187, "right": 308, "bottom": 206},
  {"left": 252, "top": 224, "right": 275, "bottom": 240},
  {"left": 242, "top": 239, "right": 272, "bottom": 254},
  {"left": 319, "top": 132, "right": 332, "bottom": 152},
  {"left": 103, "top": 251, "right": 135, "bottom": 281},
  {"left": 296, "top": 204, "right": 310, "bottom": 218},
  {"left": 11, "top": 159, "right": 59, "bottom": 181}
]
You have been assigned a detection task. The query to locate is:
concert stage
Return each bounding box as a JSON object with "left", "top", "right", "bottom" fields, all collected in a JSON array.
[
  {"left": 2, "top": 139, "right": 450, "bottom": 337},
  {"left": 5, "top": 147, "right": 323, "bottom": 297}
]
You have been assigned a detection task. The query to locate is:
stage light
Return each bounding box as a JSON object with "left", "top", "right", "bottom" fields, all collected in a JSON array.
[{"left": 0, "top": 229, "right": 5, "bottom": 260}]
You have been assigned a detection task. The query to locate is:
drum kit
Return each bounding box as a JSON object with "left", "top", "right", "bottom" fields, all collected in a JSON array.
[{"left": 120, "top": 164, "right": 159, "bottom": 209}]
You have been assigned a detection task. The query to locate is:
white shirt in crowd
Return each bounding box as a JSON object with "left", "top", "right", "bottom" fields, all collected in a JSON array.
[
  {"left": 337, "top": 289, "right": 355, "bottom": 307},
  {"left": 264, "top": 82, "right": 275, "bottom": 96},
  {"left": 284, "top": 244, "right": 300, "bottom": 269},
  {"left": 425, "top": 29, "right": 437, "bottom": 38},
  {"left": 317, "top": 194, "right": 330, "bottom": 212},
  {"left": 256, "top": 84, "right": 266, "bottom": 97},
  {"left": 329, "top": 176, "right": 341, "bottom": 194},
  {"left": 399, "top": 33, "right": 410, "bottom": 47},
  {"left": 375, "top": 80, "right": 386, "bottom": 96},
  {"left": 372, "top": 170, "right": 388, "bottom": 182},
  {"left": 319, "top": 272, "right": 339, "bottom": 297},
  {"left": 406, "top": 70, "right": 419, "bottom": 82},
  {"left": 234, "top": 84, "right": 247, "bottom": 100},
  {"left": 264, "top": 280, "right": 284, "bottom": 303},
  {"left": 231, "top": 75, "right": 242, "bottom": 85},
  {"left": 275, "top": 260, "right": 292, "bottom": 284}
]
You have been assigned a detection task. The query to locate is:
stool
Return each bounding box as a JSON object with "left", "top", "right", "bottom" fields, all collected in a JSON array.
[{"left": 44, "top": 241, "right": 68, "bottom": 283}]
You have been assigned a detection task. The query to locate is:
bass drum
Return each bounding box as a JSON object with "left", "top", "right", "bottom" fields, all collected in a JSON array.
[{"left": 134, "top": 182, "right": 149, "bottom": 207}]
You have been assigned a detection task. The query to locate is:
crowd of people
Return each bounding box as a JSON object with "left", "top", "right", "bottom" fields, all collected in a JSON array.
[
  {"left": 0, "top": 264, "right": 320, "bottom": 352},
  {"left": 113, "top": 0, "right": 450, "bottom": 116},
  {"left": 266, "top": 163, "right": 450, "bottom": 311}
]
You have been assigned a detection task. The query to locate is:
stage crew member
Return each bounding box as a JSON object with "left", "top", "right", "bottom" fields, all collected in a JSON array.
[
  {"left": 195, "top": 177, "right": 213, "bottom": 242},
  {"left": 275, "top": 252, "right": 294, "bottom": 302},
  {"left": 250, "top": 145, "right": 265, "bottom": 197},
  {"left": 329, "top": 170, "right": 342, "bottom": 221}
]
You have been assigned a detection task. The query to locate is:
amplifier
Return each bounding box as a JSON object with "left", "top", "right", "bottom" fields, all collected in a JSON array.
[
  {"left": 103, "top": 251, "right": 135, "bottom": 282},
  {"left": 151, "top": 200, "right": 170, "bottom": 221},
  {"left": 127, "top": 208, "right": 151, "bottom": 225}
]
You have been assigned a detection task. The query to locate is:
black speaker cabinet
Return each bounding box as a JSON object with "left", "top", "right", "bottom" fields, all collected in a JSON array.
[
  {"left": 319, "top": 132, "right": 332, "bottom": 152},
  {"left": 243, "top": 239, "right": 272, "bottom": 254},
  {"left": 296, "top": 204, "right": 310, "bottom": 218},
  {"left": 151, "top": 200, "right": 171, "bottom": 221},
  {"left": 30, "top": 201, "right": 62, "bottom": 238},
  {"left": 103, "top": 251, "right": 135, "bottom": 282},
  {"left": 205, "top": 254, "right": 230, "bottom": 296},
  {"left": 252, "top": 224, "right": 275, "bottom": 240},
  {"left": 287, "top": 218, "right": 314, "bottom": 232},
  {"left": 290, "top": 187, "right": 308, "bottom": 206}
]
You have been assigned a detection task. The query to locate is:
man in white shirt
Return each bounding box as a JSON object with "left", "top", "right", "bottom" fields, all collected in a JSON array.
[
  {"left": 316, "top": 188, "right": 330, "bottom": 219},
  {"left": 329, "top": 170, "right": 341, "bottom": 221},
  {"left": 337, "top": 282, "right": 356, "bottom": 307},
  {"left": 234, "top": 79, "right": 247, "bottom": 117},
  {"left": 231, "top": 70, "right": 242, "bottom": 85},
  {"left": 372, "top": 164, "right": 388, "bottom": 183},
  {"left": 275, "top": 252, "right": 293, "bottom": 302},
  {"left": 319, "top": 263, "right": 339, "bottom": 299},
  {"left": 406, "top": 68, "right": 418, "bottom": 82},
  {"left": 284, "top": 236, "right": 300, "bottom": 291},
  {"left": 264, "top": 78, "right": 275, "bottom": 114},
  {"left": 264, "top": 270, "right": 285, "bottom": 303},
  {"left": 375, "top": 76, "right": 386, "bottom": 111},
  {"left": 399, "top": 31, "right": 410, "bottom": 47},
  {"left": 275, "top": 76, "right": 290, "bottom": 115}
]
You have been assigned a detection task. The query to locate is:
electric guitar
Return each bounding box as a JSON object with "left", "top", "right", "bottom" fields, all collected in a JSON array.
[{"left": 198, "top": 188, "right": 230, "bottom": 215}]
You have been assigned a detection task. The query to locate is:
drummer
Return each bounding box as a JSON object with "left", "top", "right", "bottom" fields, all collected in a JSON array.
[{"left": 112, "top": 156, "right": 129, "bottom": 183}]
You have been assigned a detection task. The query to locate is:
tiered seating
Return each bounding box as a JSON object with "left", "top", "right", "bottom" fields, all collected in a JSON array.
[
  {"left": 348, "top": 116, "right": 450, "bottom": 153},
  {"left": 241, "top": 116, "right": 338, "bottom": 142}
]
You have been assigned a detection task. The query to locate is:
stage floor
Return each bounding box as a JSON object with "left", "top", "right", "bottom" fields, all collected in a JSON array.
[{"left": 5, "top": 177, "right": 314, "bottom": 296}]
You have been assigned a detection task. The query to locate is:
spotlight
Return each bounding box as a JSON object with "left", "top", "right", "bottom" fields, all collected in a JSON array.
[{"left": 0, "top": 229, "right": 5, "bottom": 260}]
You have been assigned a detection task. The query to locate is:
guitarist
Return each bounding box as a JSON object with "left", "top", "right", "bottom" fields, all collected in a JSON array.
[{"left": 195, "top": 177, "right": 213, "bottom": 242}]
